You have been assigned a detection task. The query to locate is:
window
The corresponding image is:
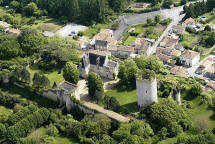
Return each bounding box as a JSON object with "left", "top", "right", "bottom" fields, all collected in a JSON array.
[{"left": 146, "top": 91, "right": 147, "bottom": 94}]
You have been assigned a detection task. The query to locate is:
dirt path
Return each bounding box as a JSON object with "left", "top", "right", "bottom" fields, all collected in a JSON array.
[
  {"left": 83, "top": 102, "right": 130, "bottom": 122},
  {"left": 78, "top": 79, "right": 130, "bottom": 122}
]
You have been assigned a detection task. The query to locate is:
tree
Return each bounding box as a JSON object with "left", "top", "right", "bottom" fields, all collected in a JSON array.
[
  {"left": 87, "top": 72, "right": 104, "bottom": 100},
  {"left": 20, "top": 68, "right": 30, "bottom": 83},
  {"left": 188, "top": 83, "right": 202, "bottom": 98},
  {"left": 24, "top": 2, "right": 38, "bottom": 16},
  {"left": 10, "top": 1, "right": 20, "bottom": 12},
  {"left": 0, "top": 123, "right": 6, "bottom": 138},
  {"left": 19, "top": 26, "right": 45, "bottom": 56},
  {"left": 109, "top": 96, "right": 120, "bottom": 112},
  {"left": 155, "top": 14, "right": 162, "bottom": 23},
  {"left": 147, "top": 18, "right": 153, "bottom": 25},
  {"left": 144, "top": 98, "right": 190, "bottom": 128},
  {"left": 94, "top": 90, "right": 102, "bottom": 104},
  {"left": 118, "top": 60, "right": 138, "bottom": 89},
  {"left": 63, "top": 62, "right": 79, "bottom": 84},
  {"left": 134, "top": 55, "right": 164, "bottom": 73},
  {"left": 39, "top": 36, "right": 80, "bottom": 70},
  {"left": 40, "top": 75, "right": 50, "bottom": 89},
  {"left": 0, "top": 40, "right": 22, "bottom": 60},
  {"left": 204, "top": 25, "right": 211, "bottom": 31},
  {"left": 33, "top": 73, "right": 41, "bottom": 88},
  {"left": 167, "top": 122, "right": 183, "bottom": 137}
]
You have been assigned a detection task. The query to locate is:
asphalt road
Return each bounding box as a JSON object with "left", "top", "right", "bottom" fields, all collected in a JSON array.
[{"left": 113, "top": 6, "right": 184, "bottom": 41}]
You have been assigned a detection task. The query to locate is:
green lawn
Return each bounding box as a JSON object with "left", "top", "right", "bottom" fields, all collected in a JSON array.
[
  {"left": 124, "top": 36, "right": 136, "bottom": 45},
  {"left": 105, "top": 86, "right": 138, "bottom": 113},
  {"left": 83, "top": 24, "right": 110, "bottom": 38},
  {"left": 27, "top": 64, "right": 64, "bottom": 87},
  {"left": 179, "top": 32, "right": 200, "bottom": 47}
]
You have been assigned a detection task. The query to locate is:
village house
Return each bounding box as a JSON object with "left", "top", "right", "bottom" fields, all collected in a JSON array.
[
  {"left": 170, "top": 25, "right": 185, "bottom": 35},
  {"left": 182, "top": 17, "right": 204, "bottom": 31},
  {"left": 206, "top": 82, "right": 215, "bottom": 91},
  {"left": 182, "top": 18, "right": 195, "bottom": 26},
  {"left": 180, "top": 50, "right": 200, "bottom": 67},
  {"left": 159, "top": 36, "right": 179, "bottom": 49},
  {"left": 108, "top": 45, "right": 135, "bottom": 58},
  {"left": 79, "top": 50, "right": 119, "bottom": 80},
  {"left": 204, "top": 67, "right": 215, "bottom": 80},
  {"left": 131, "top": 38, "right": 154, "bottom": 56},
  {"left": 170, "top": 66, "right": 189, "bottom": 78},
  {"left": 199, "top": 57, "right": 213, "bottom": 71},
  {"left": 92, "top": 29, "right": 117, "bottom": 51}
]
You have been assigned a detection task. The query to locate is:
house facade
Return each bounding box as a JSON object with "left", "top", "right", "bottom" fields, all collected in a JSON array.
[{"left": 180, "top": 50, "right": 200, "bottom": 67}]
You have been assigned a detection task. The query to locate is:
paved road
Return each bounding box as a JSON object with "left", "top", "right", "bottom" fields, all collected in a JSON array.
[{"left": 113, "top": 6, "right": 184, "bottom": 41}]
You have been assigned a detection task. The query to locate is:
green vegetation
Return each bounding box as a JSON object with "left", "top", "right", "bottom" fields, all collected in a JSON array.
[
  {"left": 105, "top": 87, "right": 138, "bottom": 113},
  {"left": 121, "top": 18, "right": 170, "bottom": 45},
  {"left": 83, "top": 23, "right": 110, "bottom": 38}
]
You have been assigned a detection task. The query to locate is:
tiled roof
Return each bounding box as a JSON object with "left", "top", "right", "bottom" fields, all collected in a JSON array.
[
  {"left": 183, "top": 18, "right": 195, "bottom": 25},
  {"left": 93, "top": 29, "right": 117, "bottom": 45},
  {"left": 160, "top": 36, "right": 178, "bottom": 48},
  {"left": 170, "top": 66, "right": 189, "bottom": 78},
  {"left": 109, "top": 45, "right": 134, "bottom": 52},
  {"left": 181, "top": 50, "right": 199, "bottom": 59}
]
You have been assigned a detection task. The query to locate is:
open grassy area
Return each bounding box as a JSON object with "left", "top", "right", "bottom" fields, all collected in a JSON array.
[
  {"left": 33, "top": 18, "right": 64, "bottom": 32},
  {"left": 179, "top": 32, "right": 200, "bottom": 47},
  {"left": 105, "top": 86, "right": 138, "bottom": 113},
  {"left": 83, "top": 23, "right": 110, "bottom": 38},
  {"left": 27, "top": 64, "right": 64, "bottom": 87},
  {"left": 122, "top": 23, "right": 166, "bottom": 45}
]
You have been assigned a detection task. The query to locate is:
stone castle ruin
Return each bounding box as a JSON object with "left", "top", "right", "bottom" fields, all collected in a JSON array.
[{"left": 136, "top": 71, "right": 158, "bottom": 107}]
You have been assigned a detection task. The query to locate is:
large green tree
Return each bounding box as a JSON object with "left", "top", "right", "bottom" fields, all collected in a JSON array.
[
  {"left": 63, "top": 61, "right": 79, "bottom": 84},
  {"left": 87, "top": 72, "right": 104, "bottom": 99}
]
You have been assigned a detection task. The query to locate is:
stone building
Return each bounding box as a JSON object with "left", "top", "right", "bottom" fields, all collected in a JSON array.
[
  {"left": 79, "top": 50, "right": 119, "bottom": 80},
  {"left": 131, "top": 38, "right": 154, "bottom": 56},
  {"left": 136, "top": 72, "right": 158, "bottom": 107},
  {"left": 43, "top": 81, "right": 80, "bottom": 104},
  {"left": 108, "top": 45, "right": 135, "bottom": 58}
]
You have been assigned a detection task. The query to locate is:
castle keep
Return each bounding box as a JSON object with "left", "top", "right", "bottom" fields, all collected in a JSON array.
[{"left": 136, "top": 72, "right": 158, "bottom": 107}]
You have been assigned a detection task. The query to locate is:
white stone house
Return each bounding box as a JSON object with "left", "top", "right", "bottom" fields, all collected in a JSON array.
[
  {"left": 131, "top": 38, "right": 154, "bottom": 56},
  {"left": 79, "top": 50, "right": 119, "bottom": 80},
  {"left": 180, "top": 50, "right": 200, "bottom": 67}
]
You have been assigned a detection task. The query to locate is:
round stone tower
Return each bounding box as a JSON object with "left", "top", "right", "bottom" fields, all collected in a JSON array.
[{"left": 136, "top": 71, "right": 158, "bottom": 107}]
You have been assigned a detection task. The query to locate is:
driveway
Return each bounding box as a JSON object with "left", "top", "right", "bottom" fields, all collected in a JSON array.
[{"left": 56, "top": 23, "right": 87, "bottom": 37}]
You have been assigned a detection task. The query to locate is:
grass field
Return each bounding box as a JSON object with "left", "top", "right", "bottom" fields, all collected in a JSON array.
[
  {"left": 105, "top": 86, "right": 138, "bottom": 113},
  {"left": 179, "top": 32, "right": 200, "bottom": 47},
  {"left": 27, "top": 64, "right": 64, "bottom": 87},
  {"left": 83, "top": 24, "right": 110, "bottom": 38}
]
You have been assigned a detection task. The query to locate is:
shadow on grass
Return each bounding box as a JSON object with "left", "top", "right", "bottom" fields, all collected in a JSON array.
[{"left": 120, "top": 102, "right": 139, "bottom": 114}]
